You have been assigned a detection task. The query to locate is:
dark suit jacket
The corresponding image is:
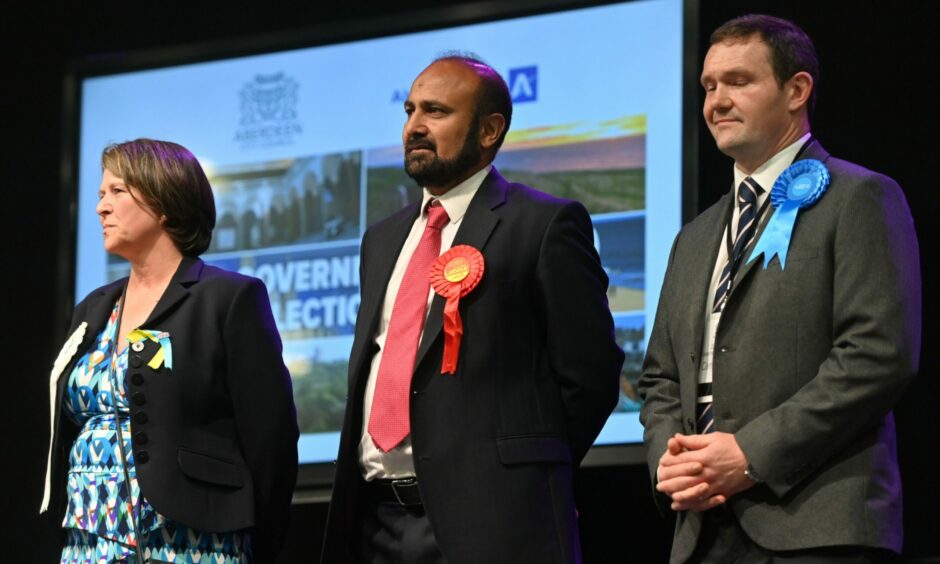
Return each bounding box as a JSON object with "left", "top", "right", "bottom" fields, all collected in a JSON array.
[
  {"left": 639, "top": 141, "right": 921, "bottom": 562},
  {"left": 321, "top": 168, "right": 624, "bottom": 564},
  {"left": 43, "top": 257, "right": 299, "bottom": 563}
]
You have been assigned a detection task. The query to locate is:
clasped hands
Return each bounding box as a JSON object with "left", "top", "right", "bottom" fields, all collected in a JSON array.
[{"left": 656, "top": 432, "right": 756, "bottom": 512}]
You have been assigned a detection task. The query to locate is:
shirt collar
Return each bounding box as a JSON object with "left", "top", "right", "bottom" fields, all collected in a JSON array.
[
  {"left": 733, "top": 132, "right": 812, "bottom": 196},
  {"left": 420, "top": 164, "right": 492, "bottom": 224}
]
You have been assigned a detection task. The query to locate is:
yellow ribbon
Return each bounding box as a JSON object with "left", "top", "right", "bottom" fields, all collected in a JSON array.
[{"left": 127, "top": 329, "right": 172, "bottom": 370}]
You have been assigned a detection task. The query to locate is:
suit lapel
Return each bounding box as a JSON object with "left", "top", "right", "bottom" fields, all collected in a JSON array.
[
  {"left": 59, "top": 282, "right": 124, "bottom": 378},
  {"left": 688, "top": 192, "right": 734, "bottom": 358},
  {"left": 679, "top": 190, "right": 739, "bottom": 419},
  {"left": 414, "top": 168, "right": 506, "bottom": 373},
  {"left": 84, "top": 282, "right": 127, "bottom": 341},
  {"left": 141, "top": 256, "right": 202, "bottom": 327},
  {"left": 53, "top": 280, "right": 125, "bottom": 426},
  {"left": 797, "top": 138, "right": 831, "bottom": 165}
]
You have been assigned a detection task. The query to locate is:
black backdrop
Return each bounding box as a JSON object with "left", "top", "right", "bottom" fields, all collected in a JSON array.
[{"left": 2, "top": 1, "right": 936, "bottom": 562}]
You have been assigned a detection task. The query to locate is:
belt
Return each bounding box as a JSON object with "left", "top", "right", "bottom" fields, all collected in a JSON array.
[{"left": 363, "top": 477, "right": 424, "bottom": 507}]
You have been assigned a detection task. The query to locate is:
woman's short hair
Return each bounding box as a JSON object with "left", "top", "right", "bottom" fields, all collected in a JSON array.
[{"left": 102, "top": 138, "right": 216, "bottom": 256}]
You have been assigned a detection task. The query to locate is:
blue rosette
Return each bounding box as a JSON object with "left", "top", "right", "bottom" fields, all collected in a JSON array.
[{"left": 747, "top": 159, "right": 830, "bottom": 269}]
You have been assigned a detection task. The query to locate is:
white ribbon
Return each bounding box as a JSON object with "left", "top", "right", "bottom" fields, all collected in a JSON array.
[{"left": 40, "top": 322, "right": 87, "bottom": 513}]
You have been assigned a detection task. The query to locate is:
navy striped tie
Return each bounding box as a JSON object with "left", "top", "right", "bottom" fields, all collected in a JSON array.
[
  {"left": 698, "top": 177, "right": 762, "bottom": 434},
  {"left": 696, "top": 394, "right": 715, "bottom": 434},
  {"left": 712, "top": 177, "right": 762, "bottom": 313}
]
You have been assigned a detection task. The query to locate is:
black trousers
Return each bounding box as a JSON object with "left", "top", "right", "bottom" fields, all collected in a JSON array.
[
  {"left": 356, "top": 491, "right": 446, "bottom": 564},
  {"left": 688, "top": 507, "right": 897, "bottom": 564}
]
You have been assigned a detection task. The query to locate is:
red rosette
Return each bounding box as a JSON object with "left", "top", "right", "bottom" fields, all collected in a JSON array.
[{"left": 429, "top": 245, "right": 485, "bottom": 374}]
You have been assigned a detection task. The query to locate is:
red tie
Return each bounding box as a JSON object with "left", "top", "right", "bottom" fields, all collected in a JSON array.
[{"left": 369, "top": 200, "right": 450, "bottom": 452}]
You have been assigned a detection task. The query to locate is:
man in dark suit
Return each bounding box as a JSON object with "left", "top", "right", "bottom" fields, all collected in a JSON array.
[
  {"left": 639, "top": 15, "right": 921, "bottom": 563},
  {"left": 321, "top": 55, "right": 624, "bottom": 564}
]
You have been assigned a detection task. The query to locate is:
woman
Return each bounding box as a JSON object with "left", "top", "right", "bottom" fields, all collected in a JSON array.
[{"left": 41, "top": 139, "right": 299, "bottom": 563}]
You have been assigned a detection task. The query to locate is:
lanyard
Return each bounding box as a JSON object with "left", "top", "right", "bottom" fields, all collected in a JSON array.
[
  {"left": 793, "top": 135, "right": 816, "bottom": 161},
  {"left": 721, "top": 193, "right": 771, "bottom": 307},
  {"left": 107, "top": 282, "right": 147, "bottom": 561}
]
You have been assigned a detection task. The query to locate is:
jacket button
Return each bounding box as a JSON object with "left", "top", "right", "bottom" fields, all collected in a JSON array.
[
  {"left": 130, "top": 355, "right": 143, "bottom": 368},
  {"left": 132, "top": 392, "right": 146, "bottom": 406},
  {"left": 136, "top": 451, "right": 150, "bottom": 464},
  {"left": 131, "top": 373, "right": 144, "bottom": 386},
  {"left": 719, "top": 346, "right": 729, "bottom": 353},
  {"left": 134, "top": 432, "right": 149, "bottom": 445},
  {"left": 133, "top": 411, "right": 148, "bottom": 424}
]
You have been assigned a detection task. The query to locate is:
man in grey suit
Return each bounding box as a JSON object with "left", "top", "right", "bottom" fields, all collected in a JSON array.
[{"left": 639, "top": 14, "right": 921, "bottom": 563}]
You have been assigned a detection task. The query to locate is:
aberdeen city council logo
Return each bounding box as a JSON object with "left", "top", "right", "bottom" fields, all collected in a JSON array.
[{"left": 234, "top": 72, "right": 303, "bottom": 148}]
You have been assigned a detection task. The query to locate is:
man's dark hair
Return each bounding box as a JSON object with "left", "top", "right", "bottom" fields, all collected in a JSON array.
[
  {"left": 435, "top": 52, "right": 513, "bottom": 152},
  {"left": 711, "top": 14, "right": 819, "bottom": 113}
]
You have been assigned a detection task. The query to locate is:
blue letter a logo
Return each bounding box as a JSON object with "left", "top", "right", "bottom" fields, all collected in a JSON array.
[{"left": 509, "top": 66, "right": 538, "bottom": 103}]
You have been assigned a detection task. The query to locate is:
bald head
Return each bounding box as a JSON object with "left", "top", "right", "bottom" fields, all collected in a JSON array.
[
  {"left": 401, "top": 56, "right": 511, "bottom": 194},
  {"left": 429, "top": 55, "right": 513, "bottom": 152}
]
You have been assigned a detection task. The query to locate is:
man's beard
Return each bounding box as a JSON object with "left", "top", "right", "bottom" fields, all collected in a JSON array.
[{"left": 404, "top": 114, "right": 482, "bottom": 189}]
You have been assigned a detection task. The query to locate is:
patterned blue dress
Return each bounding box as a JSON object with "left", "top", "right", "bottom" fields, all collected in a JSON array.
[{"left": 60, "top": 301, "right": 251, "bottom": 563}]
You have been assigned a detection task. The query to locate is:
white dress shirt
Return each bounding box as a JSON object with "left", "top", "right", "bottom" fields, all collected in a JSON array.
[
  {"left": 697, "top": 133, "right": 812, "bottom": 398},
  {"left": 358, "top": 165, "right": 492, "bottom": 480}
]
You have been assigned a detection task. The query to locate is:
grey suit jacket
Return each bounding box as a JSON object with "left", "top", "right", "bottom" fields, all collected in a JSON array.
[{"left": 638, "top": 141, "right": 921, "bottom": 562}]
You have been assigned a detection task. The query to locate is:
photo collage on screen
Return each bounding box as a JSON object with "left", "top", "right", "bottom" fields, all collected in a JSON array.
[{"left": 105, "top": 113, "right": 648, "bottom": 435}]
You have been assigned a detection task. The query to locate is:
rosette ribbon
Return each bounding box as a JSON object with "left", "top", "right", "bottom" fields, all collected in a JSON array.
[
  {"left": 747, "top": 159, "right": 830, "bottom": 270},
  {"left": 127, "top": 329, "right": 173, "bottom": 370},
  {"left": 429, "top": 245, "right": 485, "bottom": 375}
]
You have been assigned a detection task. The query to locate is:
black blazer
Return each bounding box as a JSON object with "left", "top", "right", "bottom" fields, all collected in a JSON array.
[
  {"left": 322, "top": 168, "right": 625, "bottom": 564},
  {"left": 639, "top": 142, "right": 921, "bottom": 562},
  {"left": 43, "top": 257, "right": 299, "bottom": 563}
]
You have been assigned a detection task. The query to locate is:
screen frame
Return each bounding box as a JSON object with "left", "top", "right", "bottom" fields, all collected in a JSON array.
[{"left": 57, "top": 0, "right": 699, "bottom": 495}]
